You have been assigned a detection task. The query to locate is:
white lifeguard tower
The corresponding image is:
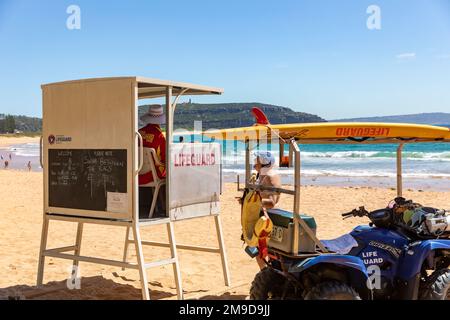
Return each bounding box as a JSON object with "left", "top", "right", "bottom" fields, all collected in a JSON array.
[{"left": 37, "top": 77, "right": 230, "bottom": 300}]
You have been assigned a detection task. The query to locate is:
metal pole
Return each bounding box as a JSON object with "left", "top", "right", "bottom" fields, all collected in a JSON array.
[
  {"left": 37, "top": 215, "right": 50, "bottom": 286},
  {"left": 397, "top": 144, "right": 404, "bottom": 197},
  {"left": 214, "top": 215, "right": 231, "bottom": 287},
  {"left": 171, "top": 88, "right": 189, "bottom": 122},
  {"left": 245, "top": 139, "right": 250, "bottom": 186},
  {"left": 166, "top": 222, "right": 183, "bottom": 300},
  {"left": 164, "top": 86, "right": 185, "bottom": 300},
  {"left": 122, "top": 226, "right": 131, "bottom": 270},
  {"left": 132, "top": 224, "right": 150, "bottom": 300},
  {"left": 166, "top": 86, "right": 173, "bottom": 218},
  {"left": 73, "top": 222, "right": 84, "bottom": 268},
  {"left": 292, "top": 140, "right": 300, "bottom": 255},
  {"left": 134, "top": 83, "right": 140, "bottom": 224},
  {"left": 291, "top": 140, "right": 328, "bottom": 254},
  {"left": 288, "top": 142, "right": 294, "bottom": 168},
  {"left": 39, "top": 136, "right": 44, "bottom": 169},
  {"left": 279, "top": 141, "right": 285, "bottom": 166}
]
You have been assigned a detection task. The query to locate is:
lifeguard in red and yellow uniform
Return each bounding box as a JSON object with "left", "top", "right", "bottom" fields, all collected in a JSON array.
[{"left": 138, "top": 104, "right": 167, "bottom": 218}]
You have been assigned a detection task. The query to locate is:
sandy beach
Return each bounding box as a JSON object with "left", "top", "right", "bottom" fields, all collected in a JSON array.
[
  {"left": 0, "top": 167, "right": 449, "bottom": 300},
  {"left": 0, "top": 136, "right": 40, "bottom": 148}
]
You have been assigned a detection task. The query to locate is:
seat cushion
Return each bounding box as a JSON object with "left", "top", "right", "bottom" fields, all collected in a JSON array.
[{"left": 321, "top": 234, "right": 358, "bottom": 254}]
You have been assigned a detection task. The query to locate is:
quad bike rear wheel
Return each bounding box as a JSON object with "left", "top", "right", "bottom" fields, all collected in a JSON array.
[
  {"left": 304, "top": 281, "right": 361, "bottom": 300},
  {"left": 420, "top": 269, "right": 450, "bottom": 300},
  {"left": 249, "top": 268, "right": 287, "bottom": 300}
]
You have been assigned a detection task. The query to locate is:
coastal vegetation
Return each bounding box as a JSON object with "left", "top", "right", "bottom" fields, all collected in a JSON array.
[{"left": 0, "top": 114, "right": 42, "bottom": 134}]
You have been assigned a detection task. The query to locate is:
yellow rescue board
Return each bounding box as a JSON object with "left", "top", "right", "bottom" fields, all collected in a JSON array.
[{"left": 204, "top": 122, "right": 450, "bottom": 143}]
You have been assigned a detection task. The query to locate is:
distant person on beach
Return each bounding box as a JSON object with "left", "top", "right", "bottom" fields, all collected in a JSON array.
[
  {"left": 9, "top": 154, "right": 12, "bottom": 160},
  {"left": 4, "top": 160, "right": 9, "bottom": 169},
  {"left": 138, "top": 105, "right": 167, "bottom": 218},
  {"left": 27, "top": 161, "right": 32, "bottom": 172}
]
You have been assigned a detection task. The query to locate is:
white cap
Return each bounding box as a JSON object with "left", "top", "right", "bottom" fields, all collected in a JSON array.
[{"left": 254, "top": 151, "right": 275, "bottom": 167}]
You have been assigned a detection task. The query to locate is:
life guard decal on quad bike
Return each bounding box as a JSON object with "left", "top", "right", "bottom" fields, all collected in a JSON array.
[{"left": 361, "top": 250, "right": 384, "bottom": 265}]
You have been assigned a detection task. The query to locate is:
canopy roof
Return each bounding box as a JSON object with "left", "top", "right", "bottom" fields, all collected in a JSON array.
[
  {"left": 205, "top": 122, "right": 450, "bottom": 144},
  {"left": 42, "top": 76, "right": 224, "bottom": 99}
]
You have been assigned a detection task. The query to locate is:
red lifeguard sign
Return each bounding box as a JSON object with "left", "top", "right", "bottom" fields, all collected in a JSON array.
[{"left": 170, "top": 143, "right": 221, "bottom": 220}]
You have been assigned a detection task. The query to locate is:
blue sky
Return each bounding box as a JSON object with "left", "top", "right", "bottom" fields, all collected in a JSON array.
[{"left": 1, "top": 0, "right": 450, "bottom": 119}]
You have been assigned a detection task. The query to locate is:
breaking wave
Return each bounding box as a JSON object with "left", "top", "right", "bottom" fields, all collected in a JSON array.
[{"left": 300, "top": 151, "right": 450, "bottom": 161}]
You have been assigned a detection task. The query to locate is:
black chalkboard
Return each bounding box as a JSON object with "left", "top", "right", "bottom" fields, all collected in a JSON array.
[{"left": 48, "top": 149, "right": 127, "bottom": 211}]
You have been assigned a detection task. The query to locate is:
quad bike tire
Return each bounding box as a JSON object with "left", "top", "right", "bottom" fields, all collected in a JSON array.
[
  {"left": 249, "top": 268, "right": 286, "bottom": 300},
  {"left": 304, "top": 281, "right": 361, "bottom": 300},
  {"left": 420, "top": 269, "right": 450, "bottom": 300}
]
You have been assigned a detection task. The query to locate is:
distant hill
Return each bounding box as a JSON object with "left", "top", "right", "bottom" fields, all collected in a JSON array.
[
  {"left": 331, "top": 112, "right": 450, "bottom": 125},
  {"left": 1, "top": 103, "right": 324, "bottom": 134},
  {"left": 139, "top": 103, "right": 326, "bottom": 130}
]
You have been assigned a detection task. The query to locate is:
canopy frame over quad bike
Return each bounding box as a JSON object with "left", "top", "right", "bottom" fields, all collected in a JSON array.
[{"left": 208, "top": 122, "right": 450, "bottom": 257}]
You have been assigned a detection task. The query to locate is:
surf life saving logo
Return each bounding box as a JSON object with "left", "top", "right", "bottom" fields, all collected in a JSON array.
[
  {"left": 48, "top": 134, "right": 56, "bottom": 145},
  {"left": 336, "top": 127, "right": 391, "bottom": 137},
  {"left": 48, "top": 134, "right": 72, "bottom": 145}
]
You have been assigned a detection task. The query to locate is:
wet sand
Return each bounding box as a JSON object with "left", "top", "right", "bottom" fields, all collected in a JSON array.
[{"left": 0, "top": 136, "right": 39, "bottom": 147}]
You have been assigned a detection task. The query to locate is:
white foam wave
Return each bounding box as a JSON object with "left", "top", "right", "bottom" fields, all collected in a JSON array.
[
  {"left": 222, "top": 168, "right": 450, "bottom": 179},
  {"left": 7, "top": 143, "right": 40, "bottom": 157},
  {"left": 300, "top": 151, "right": 450, "bottom": 161}
]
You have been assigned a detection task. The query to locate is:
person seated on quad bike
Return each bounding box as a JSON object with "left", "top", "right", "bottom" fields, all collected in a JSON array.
[
  {"left": 238, "top": 152, "right": 282, "bottom": 270},
  {"left": 253, "top": 151, "right": 281, "bottom": 269},
  {"left": 253, "top": 151, "right": 281, "bottom": 209}
]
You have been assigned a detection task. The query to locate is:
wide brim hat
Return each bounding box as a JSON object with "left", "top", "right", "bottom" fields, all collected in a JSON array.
[{"left": 140, "top": 104, "right": 166, "bottom": 125}]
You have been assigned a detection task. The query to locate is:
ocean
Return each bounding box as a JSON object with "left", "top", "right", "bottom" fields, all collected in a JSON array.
[
  {"left": 0, "top": 142, "right": 41, "bottom": 172},
  {"left": 219, "top": 140, "right": 450, "bottom": 191},
  {"left": 2, "top": 134, "right": 449, "bottom": 191}
]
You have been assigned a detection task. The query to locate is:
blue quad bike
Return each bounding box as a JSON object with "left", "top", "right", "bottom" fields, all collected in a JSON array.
[{"left": 248, "top": 200, "right": 450, "bottom": 300}]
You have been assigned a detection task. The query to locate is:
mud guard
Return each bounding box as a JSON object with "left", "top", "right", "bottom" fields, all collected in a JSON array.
[
  {"left": 398, "top": 239, "right": 450, "bottom": 280},
  {"left": 289, "top": 254, "right": 373, "bottom": 299}
]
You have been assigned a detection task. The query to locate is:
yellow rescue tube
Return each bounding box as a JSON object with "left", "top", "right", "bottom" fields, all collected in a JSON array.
[{"left": 241, "top": 191, "right": 273, "bottom": 247}]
